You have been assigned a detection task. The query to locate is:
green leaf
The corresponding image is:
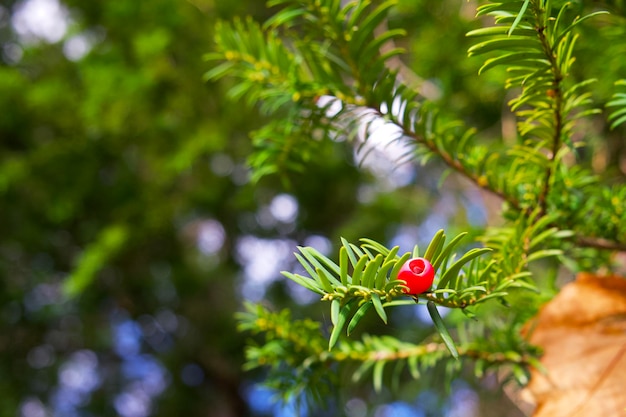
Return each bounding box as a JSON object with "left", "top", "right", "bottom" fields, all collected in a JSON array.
[
  {"left": 203, "top": 61, "right": 235, "bottom": 81},
  {"left": 462, "top": 308, "right": 477, "bottom": 319},
  {"left": 468, "top": 38, "right": 540, "bottom": 57},
  {"left": 341, "top": 237, "right": 359, "bottom": 267},
  {"left": 476, "top": 260, "right": 497, "bottom": 286},
  {"left": 371, "top": 293, "right": 388, "bottom": 324},
  {"left": 479, "top": 52, "right": 548, "bottom": 75},
  {"left": 382, "top": 299, "right": 416, "bottom": 308},
  {"left": 467, "top": 26, "right": 536, "bottom": 37},
  {"left": 511, "top": 364, "right": 530, "bottom": 385},
  {"left": 373, "top": 360, "right": 386, "bottom": 393},
  {"left": 331, "top": 299, "right": 341, "bottom": 326},
  {"left": 362, "top": 254, "right": 384, "bottom": 288},
  {"left": 423, "top": 229, "right": 445, "bottom": 261},
  {"left": 427, "top": 301, "right": 459, "bottom": 359},
  {"left": 299, "top": 247, "right": 341, "bottom": 284},
  {"left": 361, "top": 245, "right": 375, "bottom": 260},
  {"left": 294, "top": 252, "right": 317, "bottom": 280},
  {"left": 346, "top": 0, "right": 373, "bottom": 29},
  {"left": 474, "top": 291, "right": 509, "bottom": 304},
  {"left": 384, "top": 279, "right": 408, "bottom": 293},
  {"left": 64, "top": 224, "right": 129, "bottom": 297},
  {"left": 507, "top": 280, "right": 540, "bottom": 292},
  {"left": 281, "top": 271, "right": 325, "bottom": 295},
  {"left": 347, "top": 301, "right": 373, "bottom": 335},
  {"left": 350, "top": 243, "right": 366, "bottom": 259},
  {"left": 508, "top": 0, "right": 531, "bottom": 35},
  {"left": 340, "top": 246, "right": 349, "bottom": 286},
  {"left": 329, "top": 299, "right": 356, "bottom": 350},
  {"left": 608, "top": 107, "right": 626, "bottom": 121},
  {"left": 610, "top": 114, "right": 626, "bottom": 130},
  {"left": 551, "top": 1, "right": 572, "bottom": 43},
  {"left": 263, "top": 6, "right": 307, "bottom": 29},
  {"left": 526, "top": 249, "right": 562, "bottom": 263},
  {"left": 360, "top": 238, "right": 392, "bottom": 257},
  {"left": 432, "top": 232, "right": 467, "bottom": 271},
  {"left": 352, "top": 360, "right": 376, "bottom": 383},
  {"left": 383, "top": 246, "right": 401, "bottom": 262},
  {"left": 376, "top": 260, "right": 396, "bottom": 290},
  {"left": 388, "top": 252, "right": 413, "bottom": 281},
  {"left": 476, "top": 1, "right": 528, "bottom": 17},
  {"left": 554, "top": 11, "right": 609, "bottom": 45},
  {"left": 462, "top": 285, "right": 487, "bottom": 293},
  {"left": 351, "top": 254, "right": 370, "bottom": 286},
  {"left": 606, "top": 98, "right": 626, "bottom": 108},
  {"left": 437, "top": 248, "right": 492, "bottom": 289},
  {"left": 407, "top": 355, "right": 420, "bottom": 379},
  {"left": 529, "top": 227, "right": 571, "bottom": 249},
  {"left": 317, "top": 267, "right": 334, "bottom": 293}
]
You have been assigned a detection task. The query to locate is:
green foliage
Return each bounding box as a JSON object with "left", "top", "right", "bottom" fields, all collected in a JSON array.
[
  {"left": 607, "top": 79, "right": 626, "bottom": 129},
  {"left": 63, "top": 224, "right": 129, "bottom": 297},
  {"left": 0, "top": 1, "right": 278, "bottom": 415},
  {"left": 237, "top": 303, "right": 335, "bottom": 408},
  {"left": 205, "top": 0, "right": 408, "bottom": 180},
  {"left": 238, "top": 301, "right": 541, "bottom": 399},
  {"left": 5, "top": 0, "right": 626, "bottom": 415},
  {"left": 469, "top": 1, "right": 607, "bottom": 144},
  {"left": 284, "top": 230, "right": 504, "bottom": 351},
  {"left": 210, "top": 0, "right": 626, "bottom": 412}
]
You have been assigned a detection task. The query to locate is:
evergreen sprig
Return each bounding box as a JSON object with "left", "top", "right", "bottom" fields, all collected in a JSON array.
[
  {"left": 284, "top": 227, "right": 567, "bottom": 355},
  {"left": 469, "top": 1, "right": 607, "bottom": 146},
  {"left": 285, "top": 231, "right": 495, "bottom": 348},
  {"left": 237, "top": 303, "right": 335, "bottom": 408},
  {"left": 468, "top": 1, "right": 608, "bottom": 221},
  {"left": 607, "top": 79, "right": 626, "bottom": 129},
  {"left": 238, "top": 303, "right": 542, "bottom": 398},
  {"left": 212, "top": 0, "right": 626, "bottom": 411}
]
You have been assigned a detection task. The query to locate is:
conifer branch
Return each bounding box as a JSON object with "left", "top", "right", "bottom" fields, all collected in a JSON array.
[
  {"left": 576, "top": 236, "right": 626, "bottom": 252},
  {"left": 403, "top": 128, "right": 522, "bottom": 210},
  {"left": 535, "top": 6, "right": 564, "bottom": 217},
  {"left": 241, "top": 303, "right": 539, "bottom": 379},
  {"left": 332, "top": 342, "right": 536, "bottom": 368},
  {"left": 215, "top": 1, "right": 626, "bottom": 409}
]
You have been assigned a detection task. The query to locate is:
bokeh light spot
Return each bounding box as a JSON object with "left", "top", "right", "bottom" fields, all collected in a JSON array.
[
  {"left": 63, "top": 34, "right": 93, "bottom": 61},
  {"left": 12, "top": 0, "right": 70, "bottom": 44},
  {"left": 345, "top": 397, "right": 367, "bottom": 417},
  {"left": 269, "top": 193, "right": 299, "bottom": 223},
  {"left": 196, "top": 219, "right": 226, "bottom": 255},
  {"left": 19, "top": 397, "right": 48, "bottom": 417}
]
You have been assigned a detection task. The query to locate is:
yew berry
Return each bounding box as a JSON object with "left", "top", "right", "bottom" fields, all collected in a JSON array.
[{"left": 398, "top": 257, "right": 435, "bottom": 295}]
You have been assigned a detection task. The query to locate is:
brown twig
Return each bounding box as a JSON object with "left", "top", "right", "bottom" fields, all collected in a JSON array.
[
  {"left": 535, "top": 15, "right": 565, "bottom": 217},
  {"left": 575, "top": 236, "right": 626, "bottom": 252}
]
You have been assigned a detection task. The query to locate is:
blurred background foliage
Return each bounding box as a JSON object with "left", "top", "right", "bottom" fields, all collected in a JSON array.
[{"left": 1, "top": 0, "right": 625, "bottom": 416}]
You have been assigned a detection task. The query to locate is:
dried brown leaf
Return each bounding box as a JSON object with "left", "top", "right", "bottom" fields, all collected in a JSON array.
[{"left": 524, "top": 273, "right": 626, "bottom": 417}]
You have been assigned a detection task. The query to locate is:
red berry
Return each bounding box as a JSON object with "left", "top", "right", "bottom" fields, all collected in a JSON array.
[{"left": 398, "top": 257, "right": 435, "bottom": 295}]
